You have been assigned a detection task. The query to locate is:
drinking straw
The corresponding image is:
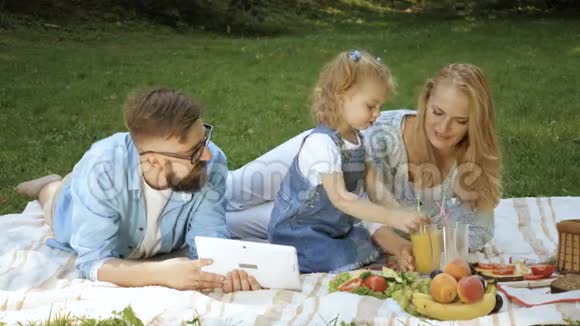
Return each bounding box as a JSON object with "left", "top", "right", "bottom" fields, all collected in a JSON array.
[
  {"left": 437, "top": 193, "right": 451, "bottom": 264},
  {"left": 436, "top": 192, "right": 448, "bottom": 226},
  {"left": 416, "top": 191, "right": 422, "bottom": 214}
]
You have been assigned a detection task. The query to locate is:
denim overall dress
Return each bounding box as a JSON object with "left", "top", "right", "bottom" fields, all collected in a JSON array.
[{"left": 267, "top": 124, "right": 380, "bottom": 273}]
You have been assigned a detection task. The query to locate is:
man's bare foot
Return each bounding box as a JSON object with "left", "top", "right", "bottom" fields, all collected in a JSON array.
[{"left": 15, "top": 174, "right": 62, "bottom": 198}]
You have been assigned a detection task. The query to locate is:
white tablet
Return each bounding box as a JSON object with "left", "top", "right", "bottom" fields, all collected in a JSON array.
[{"left": 195, "top": 236, "right": 301, "bottom": 291}]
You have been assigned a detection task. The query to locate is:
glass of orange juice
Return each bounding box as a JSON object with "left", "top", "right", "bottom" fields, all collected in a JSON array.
[{"left": 411, "top": 224, "right": 442, "bottom": 273}]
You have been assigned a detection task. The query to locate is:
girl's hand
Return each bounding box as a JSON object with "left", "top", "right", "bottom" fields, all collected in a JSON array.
[{"left": 388, "top": 209, "right": 431, "bottom": 233}]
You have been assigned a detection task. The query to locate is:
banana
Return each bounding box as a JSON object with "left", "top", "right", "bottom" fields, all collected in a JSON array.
[{"left": 412, "top": 286, "right": 496, "bottom": 321}]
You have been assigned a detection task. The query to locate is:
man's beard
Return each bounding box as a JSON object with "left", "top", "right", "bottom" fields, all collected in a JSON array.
[{"left": 167, "top": 161, "right": 208, "bottom": 192}]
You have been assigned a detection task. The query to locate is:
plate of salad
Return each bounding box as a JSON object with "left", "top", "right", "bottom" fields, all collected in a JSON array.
[{"left": 328, "top": 267, "right": 431, "bottom": 315}]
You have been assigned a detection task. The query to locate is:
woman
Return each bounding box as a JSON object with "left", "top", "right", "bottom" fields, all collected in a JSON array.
[{"left": 226, "top": 63, "right": 502, "bottom": 270}]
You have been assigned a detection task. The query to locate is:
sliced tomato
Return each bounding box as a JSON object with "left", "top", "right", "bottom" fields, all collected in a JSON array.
[
  {"left": 364, "top": 275, "right": 388, "bottom": 292},
  {"left": 524, "top": 274, "right": 546, "bottom": 281},
  {"left": 531, "top": 264, "right": 555, "bottom": 277},
  {"left": 493, "top": 267, "right": 515, "bottom": 275},
  {"left": 337, "top": 278, "right": 363, "bottom": 292},
  {"left": 477, "top": 263, "right": 498, "bottom": 270}
]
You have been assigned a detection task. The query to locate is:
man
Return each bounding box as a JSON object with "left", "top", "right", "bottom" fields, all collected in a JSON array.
[{"left": 16, "top": 88, "right": 260, "bottom": 292}]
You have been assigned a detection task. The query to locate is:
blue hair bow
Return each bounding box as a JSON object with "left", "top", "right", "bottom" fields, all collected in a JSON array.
[
  {"left": 349, "top": 50, "right": 362, "bottom": 62},
  {"left": 349, "top": 50, "right": 382, "bottom": 64}
]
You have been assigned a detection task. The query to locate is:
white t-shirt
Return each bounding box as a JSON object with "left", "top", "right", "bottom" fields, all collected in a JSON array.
[
  {"left": 128, "top": 179, "right": 172, "bottom": 259},
  {"left": 297, "top": 133, "right": 361, "bottom": 186}
]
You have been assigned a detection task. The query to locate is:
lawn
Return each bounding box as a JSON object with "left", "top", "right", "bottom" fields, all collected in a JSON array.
[{"left": 0, "top": 11, "right": 579, "bottom": 215}]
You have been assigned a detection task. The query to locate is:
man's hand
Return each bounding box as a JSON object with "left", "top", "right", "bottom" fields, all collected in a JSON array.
[
  {"left": 223, "top": 269, "right": 262, "bottom": 293},
  {"left": 160, "top": 257, "right": 225, "bottom": 291}
]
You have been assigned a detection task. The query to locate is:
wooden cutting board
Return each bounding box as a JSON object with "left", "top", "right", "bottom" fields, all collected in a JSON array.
[
  {"left": 477, "top": 267, "right": 562, "bottom": 288},
  {"left": 498, "top": 277, "right": 559, "bottom": 288},
  {"left": 476, "top": 268, "right": 525, "bottom": 282}
]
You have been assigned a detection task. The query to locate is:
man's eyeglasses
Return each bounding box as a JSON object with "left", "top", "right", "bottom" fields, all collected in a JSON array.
[{"left": 139, "top": 124, "right": 213, "bottom": 165}]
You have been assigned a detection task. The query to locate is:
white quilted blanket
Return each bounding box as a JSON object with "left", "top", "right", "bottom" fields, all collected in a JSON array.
[{"left": 1, "top": 197, "right": 579, "bottom": 325}]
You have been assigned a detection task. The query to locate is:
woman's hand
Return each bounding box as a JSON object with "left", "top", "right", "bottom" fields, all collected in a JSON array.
[
  {"left": 372, "top": 226, "right": 415, "bottom": 272},
  {"left": 396, "top": 243, "right": 415, "bottom": 272},
  {"left": 223, "top": 269, "right": 262, "bottom": 292}
]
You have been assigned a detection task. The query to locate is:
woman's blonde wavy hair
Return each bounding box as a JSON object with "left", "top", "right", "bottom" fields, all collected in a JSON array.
[
  {"left": 311, "top": 50, "right": 395, "bottom": 129},
  {"left": 413, "top": 63, "right": 502, "bottom": 212}
]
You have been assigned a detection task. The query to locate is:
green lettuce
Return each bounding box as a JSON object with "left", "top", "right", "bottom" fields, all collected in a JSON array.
[
  {"left": 328, "top": 272, "right": 388, "bottom": 299},
  {"left": 402, "top": 272, "right": 419, "bottom": 284},
  {"left": 351, "top": 286, "right": 389, "bottom": 300},
  {"left": 382, "top": 267, "right": 403, "bottom": 283},
  {"left": 328, "top": 272, "right": 352, "bottom": 293},
  {"left": 391, "top": 286, "right": 418, "bottom": 316},
  {"left": 413, "top": 278, "right": 431, "bottom": 294},
  {"left": 385, "top": 277, "right": 431, "bottom": 316}
]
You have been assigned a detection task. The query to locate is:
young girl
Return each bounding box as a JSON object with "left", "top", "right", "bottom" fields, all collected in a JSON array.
[{"left": 267, "top": 50, "right": 428, "bottom": 273}]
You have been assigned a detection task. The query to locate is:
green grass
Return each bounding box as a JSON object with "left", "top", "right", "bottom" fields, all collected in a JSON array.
[
  {"left": 0, "top": 12, "right": 579, "bottom": 215},
  {"left": 0, "top": 304, "right": 205, "bottom": 325},
  {"left": 1, "top": 305, "right": 144, "bottom": 325}
]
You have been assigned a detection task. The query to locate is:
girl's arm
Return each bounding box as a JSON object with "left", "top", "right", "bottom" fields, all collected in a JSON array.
[
  {"left": 320, "top": 172, "right": 427, "bottom": 233},
  {"left": 364, "top": 164, "right": 399, "bottom": 208},
  {"left": 363, "top": 164, "right": 406, "bottom": 237}
]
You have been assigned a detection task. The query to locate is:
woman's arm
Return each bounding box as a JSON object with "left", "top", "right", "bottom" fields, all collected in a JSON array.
[
  {"left": 226, "top": 129, "right": 311, "bottom": 210},
  {"left": 372, "top": 226, "right": 414, "bottom": 271}
]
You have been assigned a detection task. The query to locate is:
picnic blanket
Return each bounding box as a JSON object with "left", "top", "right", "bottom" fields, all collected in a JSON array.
[{"left": 1, "top": 197, "right": 579, "bottom": 325}]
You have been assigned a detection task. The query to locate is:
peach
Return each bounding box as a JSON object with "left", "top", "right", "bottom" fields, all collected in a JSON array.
[
  {"left": 457, "top": 275, "right": 485, "bottom": 303},
  {"left": 444, "top": 258, "right": 472, "bottom": 281},
  {"left": 430, "top": 273, "right": 458, "bottom": 304}
]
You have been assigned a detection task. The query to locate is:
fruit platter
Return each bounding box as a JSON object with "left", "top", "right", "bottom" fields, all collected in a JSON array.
[{"left": 328, "top": 258, "right": 503, "bottom": 321}]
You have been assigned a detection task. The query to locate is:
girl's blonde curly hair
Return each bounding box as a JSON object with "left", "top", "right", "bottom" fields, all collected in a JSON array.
[{"left": 311, "top": 50, "right": 395, "bottom": 129}]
